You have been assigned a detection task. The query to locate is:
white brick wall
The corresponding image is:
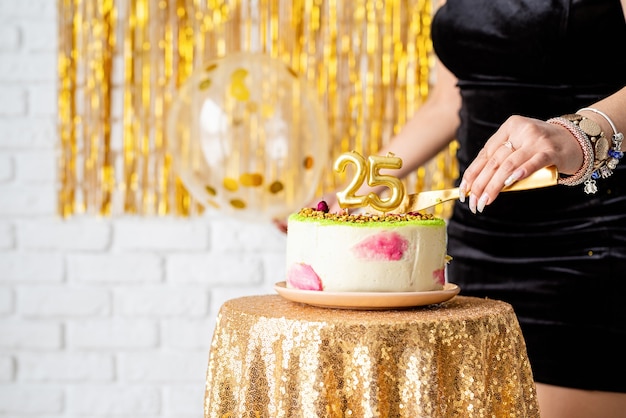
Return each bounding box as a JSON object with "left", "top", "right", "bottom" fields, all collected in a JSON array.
[{"left": 0, "top": 1, "right": 287, "bottom": 416}]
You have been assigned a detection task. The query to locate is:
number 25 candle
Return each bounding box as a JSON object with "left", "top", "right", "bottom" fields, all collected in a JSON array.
[{"left": 334, "top": 151, "right": 405, "bottom": 212}]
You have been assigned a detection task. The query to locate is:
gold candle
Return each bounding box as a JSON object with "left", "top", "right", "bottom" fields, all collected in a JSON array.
[{"left": 334, "top": 151, "right": 405, "bottom": 212}]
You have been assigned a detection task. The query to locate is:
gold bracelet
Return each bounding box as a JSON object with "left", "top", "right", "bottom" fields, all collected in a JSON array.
[
  {"left": 577, "top": 106, "right": 624, "bottom": 168},
  {"left": 559, "top": 113, "right": 622, "bottom": 194},
  {"left": 578, "top": 107, "right": 621, "bottom": 140}
]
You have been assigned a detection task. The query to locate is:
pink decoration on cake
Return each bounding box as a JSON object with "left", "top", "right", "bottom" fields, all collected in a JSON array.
[
  {"left": 316, "top": 200, "right": 329, "bottom": 213},
  {"left": 433, "top": 268, "right": 446, "bottom": 286},
  {"left": 352, "top": 232, "right": 408, "bottom": 261},
  {"left": 287, "top": 263, "right": 323, "bottom": 291}
]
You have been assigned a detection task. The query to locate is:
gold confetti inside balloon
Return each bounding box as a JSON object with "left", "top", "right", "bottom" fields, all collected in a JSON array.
[{"left": 167, "top": 52, "right": 330, "bottom": 223}]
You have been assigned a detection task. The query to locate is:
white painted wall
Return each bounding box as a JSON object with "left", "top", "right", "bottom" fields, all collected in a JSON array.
[{"left": 0, "top": 1, "right": 286, "bottom": 416}]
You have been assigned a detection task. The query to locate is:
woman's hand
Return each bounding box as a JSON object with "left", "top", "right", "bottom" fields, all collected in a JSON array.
[{"left": 459, "top": 115, "right": 585, "bottom": 213}]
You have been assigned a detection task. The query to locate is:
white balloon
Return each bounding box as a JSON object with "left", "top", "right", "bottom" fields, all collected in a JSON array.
[{"left": 167, "top": 52, "right": 330, "bottom": 222}]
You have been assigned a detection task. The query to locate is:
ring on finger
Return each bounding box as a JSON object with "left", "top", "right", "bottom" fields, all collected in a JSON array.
[{"left": 502, "top": 140, "right": 515, "bottom": 151}]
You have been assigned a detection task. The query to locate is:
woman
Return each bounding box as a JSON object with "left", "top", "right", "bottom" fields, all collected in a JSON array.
[
  {"left": 298, "top": 0, "right": 626, "bottom": 418},
  {"left": 310, "top": 0, "right": 626, "bottom": 416}
]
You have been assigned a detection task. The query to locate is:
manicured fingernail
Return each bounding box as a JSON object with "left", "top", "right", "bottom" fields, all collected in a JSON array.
[
  {"left": 504, "top": 169, "right": 524, "bottom": 187},
  {"left": 477, "top": 193, "right": 489, "bottom": 213},
  {"left": 459, "top": 180, "right": 467, "bottom": 203},
  {"left": 469, "top": 193, "right": 477, "bottom": 214}
]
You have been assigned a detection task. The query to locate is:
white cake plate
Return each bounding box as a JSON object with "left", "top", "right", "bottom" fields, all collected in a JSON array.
[{"left": 274, "top": 282, "right": 460, "bottom": 310}]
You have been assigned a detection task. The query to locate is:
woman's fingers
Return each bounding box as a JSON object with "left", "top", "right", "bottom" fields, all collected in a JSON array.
[{"left": 460, "top": 116, "right": 561, "bottom": 213}]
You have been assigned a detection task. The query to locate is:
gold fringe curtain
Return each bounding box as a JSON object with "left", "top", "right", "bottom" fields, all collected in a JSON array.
[
  {"left": 58, "top": 0, "right": 458, "bottom": 218},
  {"left": 58, "top": 0, "right": 116, "bottom": 216}
]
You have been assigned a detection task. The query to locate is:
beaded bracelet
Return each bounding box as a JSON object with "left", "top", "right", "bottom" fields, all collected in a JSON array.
[
  {"left": 547, "top": 117, "right": 594, "bottom": 187},
  {"left": 560, "top": 113, "right": 624, "bottom": 194}
]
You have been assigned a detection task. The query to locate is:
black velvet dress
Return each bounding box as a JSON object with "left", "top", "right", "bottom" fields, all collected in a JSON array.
[{"left": 431, "top": 0, "right": 626, "bottom": 392}]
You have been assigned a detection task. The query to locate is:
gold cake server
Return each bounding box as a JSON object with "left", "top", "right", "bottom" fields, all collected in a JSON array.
[{"left": 395, "top": 165, "right": 559, "bottom": 213}]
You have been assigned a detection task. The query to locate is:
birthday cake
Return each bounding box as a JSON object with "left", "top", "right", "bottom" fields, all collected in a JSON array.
[{"left": 285, "top": 203, "right": 449, "bottom": 293}]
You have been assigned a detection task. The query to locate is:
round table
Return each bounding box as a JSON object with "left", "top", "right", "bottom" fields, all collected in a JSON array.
[{"left": 204, "top": 295, "right": 539, "bottom": 418}]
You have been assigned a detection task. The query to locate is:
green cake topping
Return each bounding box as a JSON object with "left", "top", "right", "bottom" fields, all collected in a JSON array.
[{"left": 290, "top": 207, "right": 445, "bottom": 226}]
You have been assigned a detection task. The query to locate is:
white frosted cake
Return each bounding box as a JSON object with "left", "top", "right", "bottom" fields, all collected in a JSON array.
[{"left": 285, "top": 206, "right": 449, "bottom": 292}]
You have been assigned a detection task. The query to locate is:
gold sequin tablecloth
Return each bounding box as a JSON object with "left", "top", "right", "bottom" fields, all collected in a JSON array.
[{"left": 204, "top": 295, "right": 539, "bottom": 418}]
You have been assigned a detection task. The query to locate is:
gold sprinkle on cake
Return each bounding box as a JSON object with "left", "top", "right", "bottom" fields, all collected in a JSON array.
[{"left": 295, "top": 207, "right": 439, "bottom": 223}]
